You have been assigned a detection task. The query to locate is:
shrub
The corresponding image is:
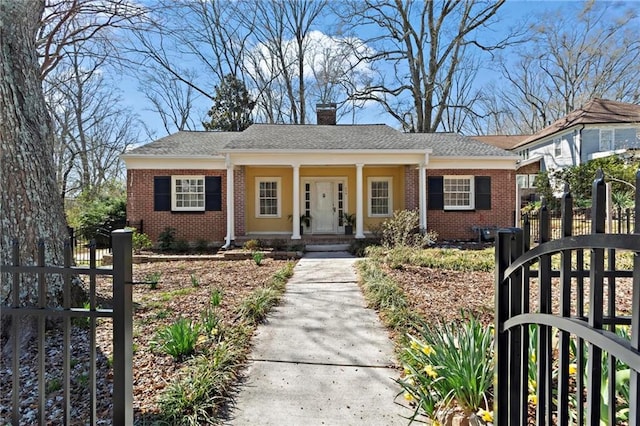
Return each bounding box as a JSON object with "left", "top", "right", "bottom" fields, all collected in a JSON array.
[
  {"left": 158, "top": 227, "right": 176, "bottom": 251},
  {"left": 172, "top": 239, "right": 190, "bottom": 253},
  {"left": 243, "top": 239, "right": 262, "bottom": 251},
  {"left": 128, "top": 227, "right": 152, "bottom": 254},
  {"left": 380, "top": 210, "right": 437, "bottom": 249},
  {"left": 153, "top": 317, "right": 200, "bottom": 361},
  {"left": 195, "top": 239, "right": 209, "bottom": 253},
  {"left": 73, "top": 186, "right": 127, "bottom": 247},
  {"left": 236, "top": 287, "right": 280, "bottom": 324}
]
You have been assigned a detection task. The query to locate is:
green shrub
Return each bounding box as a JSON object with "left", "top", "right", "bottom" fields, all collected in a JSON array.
[
  {"left": 380, "top": 209, "right": 437, "bottom": 249},
  {"left": 172, "top": 239, "right": 190, "bottom": 253},
  {"left": 195, "top": 239, "right": 209, "bottom": 253},
  {"left": 153, "top": 317, "right": 200, "bottom": 361},
  {"left": 252, "top": 251, "right": 264, "bottom": 266},
  {"left": 73, "top": 187, "right": 127, "bottom": 247},
  {"left": 128, "top": 227, "right": 152, "bottom": 253},
  {"left": 158, "top": 227, "right": 176, "bottom": 251}
]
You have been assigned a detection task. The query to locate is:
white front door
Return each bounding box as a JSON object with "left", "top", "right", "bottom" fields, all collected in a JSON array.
[{"left": 312, "top": 181, "right": 336, "bottom": 233}]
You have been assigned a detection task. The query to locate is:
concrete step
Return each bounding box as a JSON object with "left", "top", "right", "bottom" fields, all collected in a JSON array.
[{"left": 305, "top": 243, "right": 350, "bottom": 252}]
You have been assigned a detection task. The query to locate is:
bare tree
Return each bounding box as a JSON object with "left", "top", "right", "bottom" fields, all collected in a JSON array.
[
  {"left": 484, "top": 1, "right": 640, "bottom": 134},
  {"left": 337, "top": 0, "right": 512, "bottom": 132}
]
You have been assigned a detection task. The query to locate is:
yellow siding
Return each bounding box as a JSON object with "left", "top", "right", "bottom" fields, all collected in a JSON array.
[{"left": 244, "top": 165, "right": 405, "bottom": 234}]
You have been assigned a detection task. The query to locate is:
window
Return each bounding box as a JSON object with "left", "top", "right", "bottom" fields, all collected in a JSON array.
[
  {"left": 553, "top": 138, "right": 562, "bottom": 156},
  {"left": 172, "top": 176, "right": 204, "bottom": 211},
  {"left": 444, "top": 176, "right": 473, "bottom": 210},
  {"left": 428, "top": 176, "right": 491, "bottom": 211},
  {"left": 516, "top": 174, "right": 539, "bottom": 188},
  {"left": 154, "top": 176, "right": 221, "bottom": 212},
  {"left": 368, "top": 177, "right": 392, "bottom": 216},
  {"left": 256, "top": 177, "right": 281, "bottom": 217},
  {"left": 600, "top": 129, "right": 614, "bottom": 151}
]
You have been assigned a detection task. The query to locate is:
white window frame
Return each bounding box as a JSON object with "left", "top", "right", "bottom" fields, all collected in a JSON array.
[
  {"left": 171, "top": 175, "right": 205, "bottom": 211},
  {"left": 443, "top": 175, "right": 474, "bottom": 211},
  {"left": 600, "top": 129, "right": 614, "bottom": 151},
  {"left": 368, "top": 177, "right": 393, "bottom": 217},
  {"left": 553, "top": 138, "right": 562, "bottom": 156},
  {"left": 255, "top": 177, "right": 281, "bottom": 218}
]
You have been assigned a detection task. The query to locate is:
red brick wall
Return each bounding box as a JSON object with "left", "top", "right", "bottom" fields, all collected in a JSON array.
[
  {"left": 127, "top": 169, "right": 228, "bottom": 245},
  {"left": 425, "top": 169, "right": 516, "bottom": 241},
  {"left": 234, "top": 166, "right": 245, "bottom": 237},
  {"left": 404, "top": 166, "right": 419, "bottom": 210}
]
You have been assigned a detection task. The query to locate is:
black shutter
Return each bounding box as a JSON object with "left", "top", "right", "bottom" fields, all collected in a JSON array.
[
  {"left": 428, "top": 176, "right": 444, "bottom": 210},
  {"left": 205, "top": 176, "right": 222, "bottom": 211},
  {"left": 475, "top": 176, "right": 491, "bottom": 210},
  {"left": 154, "top": 176, "right": 171, "bottom": 211}
]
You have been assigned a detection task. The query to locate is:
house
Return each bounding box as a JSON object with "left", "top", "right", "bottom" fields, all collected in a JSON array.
[
  {"left": 122, "top": 106, "right": 519, "bottom": 247},
  {"left": 511, "top": 98, "right": 640, "bottom": 174}
]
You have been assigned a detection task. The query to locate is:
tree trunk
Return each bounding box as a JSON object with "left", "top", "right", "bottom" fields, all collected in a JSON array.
[{"left": 1, "top": 2, "right": 82, "bottom": 325}]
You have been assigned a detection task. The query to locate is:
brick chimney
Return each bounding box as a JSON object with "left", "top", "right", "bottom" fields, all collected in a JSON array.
[{"left": 316, "top": 103, "right": 337, "bottom": 125}]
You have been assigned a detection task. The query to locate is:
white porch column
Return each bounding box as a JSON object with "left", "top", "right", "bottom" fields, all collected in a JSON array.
[
  {"left": 355, "top": 163, "right": 365, "bottom": 239},
  {"left": 291, "top": 164, "right": 301, "bottom": 239},
  {"left": 419, "top": 163, "right": 427, "bottom": 231},
  {"left": 224, "top": 156, "right": 235, "bottom": 248}
]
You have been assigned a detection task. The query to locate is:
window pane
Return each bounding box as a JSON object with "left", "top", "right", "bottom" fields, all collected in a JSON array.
[
  {"left": 370, "top": 180, "right": 390, "bottom": 215},
  {"left": 258, "top": 181, "right": 278, "bottom": 215},
  {"left": 174, "top": 177, "right": 204, "bottom": 210},
  {"left": 444, "top": 177, "right": 472, "bottom": 208}
]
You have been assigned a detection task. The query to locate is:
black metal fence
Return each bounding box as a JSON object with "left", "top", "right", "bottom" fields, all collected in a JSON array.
[
  {"left": 68, "top": 220, "right": 142, "bottom": 266},
  {"left": 495, "top": 170, "right": 640, "bottom": 425},
  {"left": 524, "top": 206, "right": 636, "bottom": 246},
  {"left": 1, "top": 230, "right": 133, "bottom": 425}
]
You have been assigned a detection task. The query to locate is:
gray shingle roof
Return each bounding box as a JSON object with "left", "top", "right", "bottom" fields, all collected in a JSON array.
[
  {"left": 126, "top": 131, "right": 235, "bottom": 156},
  {"left": 125, "top": 125, "right": 516, "bottom": 158}
]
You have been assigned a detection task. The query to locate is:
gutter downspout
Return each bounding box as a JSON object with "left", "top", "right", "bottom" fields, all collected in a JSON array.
[
  {"left": 222, "top": 154, "right": 235, "bottom": 249},
  {"left": 577, "top": 124, "right": 585, "bottom": 165}
]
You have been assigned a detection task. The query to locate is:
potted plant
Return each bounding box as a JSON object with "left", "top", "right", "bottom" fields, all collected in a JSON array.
[
  {"left": 342, "top": 212, "right": 356, "bottom": 235},
  {"left": 289, "top": 213, "right": 311, "bottom": 235}
]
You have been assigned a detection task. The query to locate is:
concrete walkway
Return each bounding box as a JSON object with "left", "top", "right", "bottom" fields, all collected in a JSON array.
[{"left": 229, "top": 252, "right": 406, "bottom": 426}]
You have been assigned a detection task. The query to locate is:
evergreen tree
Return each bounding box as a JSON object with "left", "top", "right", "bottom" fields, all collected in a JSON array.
[{"left": 202, "top": 74, "right": 254, "bottom": 131}]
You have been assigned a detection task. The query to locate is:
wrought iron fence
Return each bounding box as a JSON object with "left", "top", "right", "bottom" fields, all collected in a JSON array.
[
  {"left": 68, "top": 220, "right": 142, "bottom": 266},
  {"left": 1, "top": 230, "right": 133, "bottom": 425},
  {"left": 495, "top": 170, "right": 640, "bottom": 425}
]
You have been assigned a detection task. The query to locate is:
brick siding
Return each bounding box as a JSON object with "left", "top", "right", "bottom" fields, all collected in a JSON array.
[
  {"left": 425, "top": 169, "right": 516, "bottom": 241},
  {"left": 127, "top": 169, "right": 228, "bottom": 246},
  {"left": 404, "top": 166, "right": 419, "bottom": 210}
]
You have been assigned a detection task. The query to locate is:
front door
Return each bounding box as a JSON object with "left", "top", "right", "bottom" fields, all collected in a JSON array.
[{"left": 312, "top": 181, "right": 336, "bottom": 233}]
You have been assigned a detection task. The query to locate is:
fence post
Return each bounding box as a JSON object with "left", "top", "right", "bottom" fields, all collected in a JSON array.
[
  {"left": 111, "top": 229, "right": 133, "bottom": 425},
  {"left": 630, "top": 169, "right": 640, "bottom": 426}
]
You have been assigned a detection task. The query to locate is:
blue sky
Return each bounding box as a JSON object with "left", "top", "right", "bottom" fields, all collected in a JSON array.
[{"left": 115, "top": 0, "right": 636, "bottom": 142}]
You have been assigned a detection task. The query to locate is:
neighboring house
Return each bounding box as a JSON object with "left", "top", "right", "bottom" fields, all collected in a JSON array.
[
  {"left": 122, "top": 107, "right": 519, "bottom": 246},
  {"left": 511, "top": 98, "right": 640, "bottom": 173}
]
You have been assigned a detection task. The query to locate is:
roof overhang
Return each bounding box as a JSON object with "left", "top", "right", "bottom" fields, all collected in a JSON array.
[
  {"left": 225, "top": 150, "right": 432, "bottom": 166},
  {"left": 428, "top": 156, "right": 519, "bottom": 170},
  {"left": 122, "top": 154, "right": 226, "bottom": 170}
]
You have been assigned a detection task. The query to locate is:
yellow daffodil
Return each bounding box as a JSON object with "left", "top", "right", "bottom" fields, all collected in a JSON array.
[
  {"left": 530, "top": 352, "right": 536, "bottom": 362},
  {"left": 404, "top": 367, "right": 411, "bottom": 376},
  {"left": 528, "top": 394, "right": 538, "bottom": 405},
  {"left": 569, "top": 363, "right": 577, "bottom": 375},
  {"left": 528, "top": 379, "right": 537, "bottom": 390},
  {"left": 478, "top": 408, "right": 493, "bottom": 423},
  {"left": 424, "top": 364, "right": 438, "bottom": 379},
  {"left": 410, "top": 340, "right": 420, "bottom": 351},
  {"left": 404, "top": 392, "right": 415, "bottom": 402},
  {"left": 421, "top": 344, "right": 435, "bottom": 356},
  {"left": 196, "top": 334, "right": 207, "bottom": 346}
]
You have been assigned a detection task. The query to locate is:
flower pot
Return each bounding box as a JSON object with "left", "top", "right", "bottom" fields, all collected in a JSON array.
[{"left": 344, "top": 225, "right": 353, "bottom": 235}]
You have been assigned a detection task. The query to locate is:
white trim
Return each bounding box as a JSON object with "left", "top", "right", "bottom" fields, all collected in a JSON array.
[
  {"left": 443, "top": 175, "right": 474, "bottom": 211},
  {"left": 367, "top": 177, "right": 393, "bottom": 217},
  {"left": 123, "top": 156, "right": 226, "bottom": 170},
  {"left": 292, "top": 166, "right": 301, "bottom": 239},
  {"left": 171, "top": 175, "right": 205, "bottom": 211},
  {"left": 255, "top": 177, "right": 282, "bottom": 218},
  {"left": 428, "top": 158, "right": 517, "bottom": 169}
]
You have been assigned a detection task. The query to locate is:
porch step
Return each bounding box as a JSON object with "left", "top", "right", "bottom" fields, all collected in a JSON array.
[{"left": 305, "top": 243, "right": 350, "bottom": 252}]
